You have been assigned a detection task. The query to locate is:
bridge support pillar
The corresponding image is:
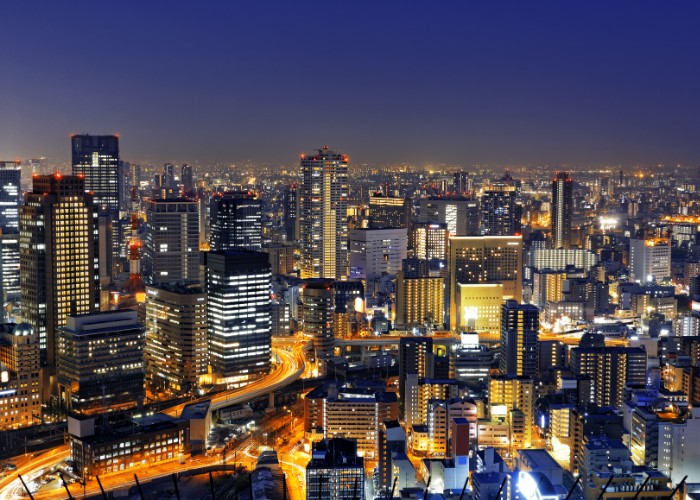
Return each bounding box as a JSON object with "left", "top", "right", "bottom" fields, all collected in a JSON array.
[{"left": 268, "top": 391, "right": 275, "bottom": 410}]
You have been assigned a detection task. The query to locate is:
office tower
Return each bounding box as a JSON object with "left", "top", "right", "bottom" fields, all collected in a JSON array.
[
  {"left": 283, "top": 184, "right": 299, "bottom": 242},
  {"left": 480, "top": 177, "right": 520, "bottom": 236},
  {"left": 181, "top": 164, "right": 193, "bottom": 193},
  {"left": 143, "top": 198, "right": 200, "bottom": 285},
  {"left": 71, "top": 135, "right": 121, "bottom": 264},
  {"left": 569, "top": 334, "right": 647, "bottom": 408},
  {"left": 0, "top": 161, "right": 21, "bottom": 304},
  {"left": 144, "top": 283, "right": 207, "bottom": 397},
  {"left": 629, "top": 238, "right": 671, "bottom": 282},
  {"left": 453, "top": 171, "right": 471, "bottom": 194},
  {"left": 448, "top": 236, "right": 523, "bottom": 330},
  {"left": 410, "top": 222, "right": 449, "bottom": 261},
  {"left": 399, "top": 337, "right": 433, "bottom": 412},
  {"left": 348, "top": 227, "right": 407, "bottom": 281},
  {"left": 56, "top": 310, "right": 145, "bottom": 414},
  {"left": 263, "top": 242, "right": 296, "bottom": 275},
  {"left": 20, "top": 174, "right": 99, "bottom": 367},
  {"left": 368, "top": 193, "right": 411, "bottom": 229},
  {"left": 455, "top": 283, "right": 504, "bottom": 339},
  {"left": 299, "top": 147, "right": 349, "bottom": 280},
  {"left": 488, "top": 375, "right": 535, "bottom": 449},
  {"left": 209, "top": 191, "right": 262, "bottom": 252},
  {"left": 395, "top": 270, "right": 445, "bottom": 329},
  {"left": 551, "top": 171, "right": 573, "bottom": 249},
  {"left": 419, "top": 196, "right": 479, "bottom": 236},
  {"left": 306, "top": 438, "right": 365, "bottom": 500},
  {"left": 0, "top": 323, "right": 40, "bottom": 430},
  {"left": 164, "top": 163, "right": 176, "bottom": 188},
  {"left": 333, "top": 280, "right": 364, "bottom": 337},
  {"left": 499, "top": 300, "right": 539, "bottom": 377},
  {"left": 204, "top": 250, "right": 271, "bottom": 386},
  {"left": 301, "top": 279, "right": 335, "bottom": 376}
]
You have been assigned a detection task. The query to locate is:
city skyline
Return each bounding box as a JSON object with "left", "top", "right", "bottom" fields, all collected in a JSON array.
[{"left": 3, "top": 2, "right": 700, "bottom": 167}]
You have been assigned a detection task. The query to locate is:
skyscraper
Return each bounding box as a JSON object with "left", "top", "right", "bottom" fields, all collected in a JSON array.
[
  {"left": 209, "top": 191, "right": 262, "bottom": 252},
  {"left": 143, "top": 198, "right": 200, "bottom": 285},
  {"left": 0, "top": 161, "right": 21, "bottom": 303},
  {"left": 419, "top": 196, "right": 479, "bottom": 236},
  {"left": 301, "top": 279, "right": 335, "bottom": 377},
  {"left": 20, "top": 174, "right": 99, "bottom": 367},
  {"left": 71, "top": 135, "right": 120, "bottom": 265},
  {"left": 551, "top": 171, "right": 573, "bottom": 249},
  {"left": 283, "top": 183, "right": 299, "bottom": 242},
  {"left": 368, "top": 193, "right": 412, "bottom": 229},
  {"left": 499, "top": 299, "right": 539, "bottom": 377},
  {"left": 181, "top": 164, "right": 194, "bottom": 193},
  {"left": 299, "top": 147, "right": 348, "bottom": 280},
  {"left": 480, "top": 176, "right": 520, "bottom": 236},
  {"left": 204, "top": 250, "right": 271, "bottom": 386}
]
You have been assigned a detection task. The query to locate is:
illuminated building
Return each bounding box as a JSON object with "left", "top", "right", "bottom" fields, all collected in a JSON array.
[
  {"left": 427, "top": 398, "right": 477, "bottom": 458},
  {"left": 305, "top": 438, "right": 365, "bottom": 500},
  {"left": 551, "top": 172, "right": 573, "bottom": 249},
  {"left": 419, "top": 196, "right": 479, "bottom": 236},
  {"left": 209, "top": 191, "right": 262, "bottom": 252},
  {"left": 586, "top": 470, "right": 673, "bottom": 500},
  {"left": 395, "top": 271, "right": 445, "bottom": 330},
  {"left": 489, "top": 375, "right": 534, "bottom": 449},
  {"left": 0, "top": 323, "right": 40, "bottom": 430},
  {"left": 579, "top": 437, "right": 631, "bottom": 495},
  {"left": 203, "top": 250, "right": 271, "bottom": 386},
  {"left": 301, "top": 279, "right": 335, "bottom": 376},
  {"left": 531, "top": 270, "right": 566, "bottom": 307},
  {"left": 368, "top": 193, "right": 411, "bottom": 229},
  {"left": 143, "top": 198, "right": 200, "bottom": 285},
  {"left": 144, "top": 283, "right": 207, "bottom": 397},
  {"left": 348, "top": 228, "right": 407, "bottom": 292},
  {"left": 299, "top": 147, "right": 349, "bottom": 280},
  {"left": 456, "top": 283, "right": 503, "bottom": 338},
  {"left": 378, "top": 420, "right": 407, "bottom": 493},
  {"left": 570, "top": 334, "right": 647, "bottom": 408},
  {"left": 454, "top": 334, "right": 494, "bottom": 384},
  {"left": 410, "top": 222, "right": 448, "bottom": 261},
  {"left": 480, "top": 178, "right": 520, "bottom": 236},
  {"left": 399, "top": 337, "right": 433, "bottom": 416},
  {"left": 181, "top": 164, "right": 193, "bottom": 193},
  {"left": 448, "top": 235, "right": 522, "bottom": 330},
  {"left": 406, "top": 378, "right": 458, "bottom": 428},
  {"left": 71, "top": 135, "right": 121, "bottom": 266},
  {"left": 629, "top": 238, "right": 671, "bottom": 283},
  {"left": 20, "top": 174, "right": 100, "bottom": 368},
  {"left": 499, "top": 300, "right": 539, "bottom": 377},
  {"left": 0, "top": 161, "right": 21, "bottom": 303},
  {"left": 283, "top": 183, "right": 299, "bottom": 242},
  {"left": 529, "top": 248, "right": 598, "bottom": 272},
  {"left": 56, "top": 310, "right": 145, "bottom": 414},
  {"left": 656, "top": 407, "right": 700, "bottom": 485}
]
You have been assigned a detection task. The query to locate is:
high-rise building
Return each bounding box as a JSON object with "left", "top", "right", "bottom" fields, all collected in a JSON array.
[
  {"left": 164, "top": 163, "right": 176, "bottom": 189},
  {"left": 448, "top": 236, "right": 523, "bottom": 330},
  {"left": 348, "top": 228, "right": 407, "bottom": 281},
  {"left": 299, "top": 147, "right": 349, "bottom": 280},
  {"left": 181, "top": 164, "right": 194, "bottom": 193},
  {"left": 395, "top": 271, "right": 445, "bottom": 329},
  {"left": 551, "top": 171, "right": 573, "bottom": 249},
  {"left": 0, "top": 323, "right": 40, "bottom": 430},
  {"left": 56, "top": 310, "right": 145, "bottom": 414},
  {"left": 283, "top": 184, "right": 299, "bottom": 242},
  {"left": 499, "top": 300, "right": 539, "bottom": 377},
  {"left": 144, "top": 283, "right": 207, "bottom": 397},
  {"left": 305, "top": 438, "right": 365, "bottom": 500},
  {"left": 71, "top": 135, "right": 121, "bottom": 264},
  {"left": 0, "top": 161, "right": 22, "bottom": 304},
  {"left": 410, "top": 222, "right": 448, "bottom": 261},
  {"left": 204, "top": 250, "right": 271, "bottom": 386},
  {"left": 480, "top": 177, "right": 520, "bottom": 236},
  {"left": 419, "top": 196, "right": 479, "bottom": 236},
  {"left": 399, "top": 337, "right": 434, "bottom": 413},
  {"left": 488, "top": 375, "right": 535, "bottom": 449},
  {"left": 143, "top": 198, "right": 200, "bottom": 285},
  {"left": 455, "top": 283, "right": 504, "bottom": 339},
  {"left": 20, "top": 174, "right": 100, "bottom": 367},
  {"left": 629, "top": 238, "right": 672, "bottom": 283},
  {"left": 301, "top": 279, "right": 335, "bottom": 376},
  {"left": 209, "top": 191, "right": 262, "bottom": 252},
  {"left": 368, "top": 193, "right": 411, "bottom": 229}
]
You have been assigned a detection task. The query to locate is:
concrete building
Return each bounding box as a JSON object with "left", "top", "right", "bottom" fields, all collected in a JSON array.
[
  {"left": 489, "top": 376, "right": 535, "bottom": 450},
  {"left": 455, "top": 283, "right": 503, "bottom": 339},
  {"left": 301, "top": 279, "right": 335, "bottom": 377},
  {"left": 0, "top": 323, "right": 40, "bottom": 429},
  {"left": 209, "top": 191, "right": 262, "bottom": 252},
  {"left": 410, "top": 222, "right": 448, "bottom": 261},
  {"left": 144, "top": 283, "right": 207, "bottom": 397},
  {"left": 629, "top": 238, "right": 671, "bottom": 283},
  {"left": 306, "top": 438, "right": 365, "bottom": 500},
  {"left": 57, "top": 310, "right": 145, "bottom": 414},
  {"left": 419, "top": 196, "right": 479, "bottom": 236},
  {"left": 143, "top": 198, "right": 200, "bottom": 285},
  {"left": 500, "top": 300, "right": 539, "bottom": 377},
  {"left": 395, "top": 271, "right": 445, "bottom": 330},
  {"left": 348, "top": 227, "right": 407, "bottom": 286},
  {"left": 368, "top": 193, "right": 411, "bottom": 229},
  {"left": 551, "top": 172, "right": 573, "bottom": 249}
]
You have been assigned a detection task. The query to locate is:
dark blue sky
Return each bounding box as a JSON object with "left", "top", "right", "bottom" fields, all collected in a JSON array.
[{"left": 2, "top": 2, "right": 699, "bottom": 167}]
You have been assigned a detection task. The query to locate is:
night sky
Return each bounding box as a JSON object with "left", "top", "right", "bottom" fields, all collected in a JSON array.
[{"left": 2, "top": 2, "right": 699, "bottom": 167}]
